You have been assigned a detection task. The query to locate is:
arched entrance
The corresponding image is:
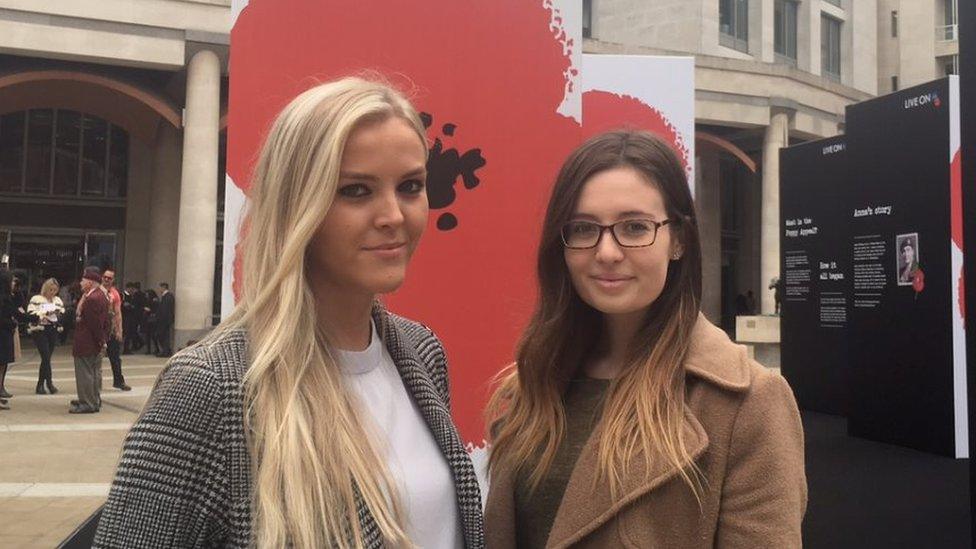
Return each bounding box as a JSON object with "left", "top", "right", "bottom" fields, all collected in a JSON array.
[
  {"left": 0, "top": 69, "right": 182, "bottom": 292},
  {"left": 696, "top": 130, "right": 760, "bottom": 333},
  {"left": 0, "top": 108, "right": 130, "bottom": 292}
]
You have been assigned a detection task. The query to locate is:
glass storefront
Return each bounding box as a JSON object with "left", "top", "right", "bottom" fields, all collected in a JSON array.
[
  {"left": 0, "top": 109, "right": 128, "bottom": 199},
  {"left": 0, "top": 228, "right": 122, "bottom": 294},
  {"left": 0, "top": 108, "right": 129, "bottom": 292}
]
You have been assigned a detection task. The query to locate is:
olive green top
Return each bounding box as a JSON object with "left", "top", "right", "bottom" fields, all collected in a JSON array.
[{"left": 514, "top": 377, "right": 611, "bottom": 549}]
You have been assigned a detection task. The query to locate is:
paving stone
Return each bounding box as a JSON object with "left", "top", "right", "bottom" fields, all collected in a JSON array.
[{"left": 0, "top": 344, "right": 167, "bottom": 546}]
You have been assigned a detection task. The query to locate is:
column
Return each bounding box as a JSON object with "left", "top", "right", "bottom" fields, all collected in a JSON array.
[
  {"left": 695, "top": 151, "right": 722, "bottom": 324},
  {"left": 761, "top": 109, "right": 790, "bottom": 315},
  {"left": 122, "top": 137, "right": 153, "bottom": 286},
  {"left": 174, "top": 49, "right": 220, "bottom": 347},
  {"left": 146, "top": 123, "right": 182, "bottom": 291}
]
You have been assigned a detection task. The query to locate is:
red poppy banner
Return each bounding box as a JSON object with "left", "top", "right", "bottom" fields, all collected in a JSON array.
[{"left": 222, "top": 1, "right": 695, "bottom": 468}]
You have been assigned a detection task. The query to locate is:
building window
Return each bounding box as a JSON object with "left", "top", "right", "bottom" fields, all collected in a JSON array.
[
  {"left": 54, "top": 110, "right": 81, "bottom": 196},
  {"left": 0, "top": 110, "right": 128, "bottom": 199},
  {"left": 774, "top": 0, "right": 798, "bottom": 63},
  {"left": 81, "top": 115, "right": 108, "bottom": 197},
  {"left": 583, "top": 0, "right": 592, "bottom": 38},
  {"left": 0, "top": 112, "right": 25, "bottom": 193},
  {"left": 938, "top": 0, "right": 958, "bottom": 41},
  {"left": 25, "top": 109, "right": 53, "bottom": 194},
  {"left": 945, "top": 0, "right": 958, "bottom": 25},
  {"left": 821, "top": 15, "right": 842, "bottom": 81},
  {"left": 942, "top": 54, "right": 959, "bottom": 76},
  {"left": 824, "top": 0, "right": 842, "bottom": 7},
  {"left": 891, "top": 11, "right": 898, "bottom": 38},
  {"left": 891, "top": 76, "right": 899, "bottom": 91},
  {"left": 720, "top": 0, "right": 749, "bottom": 53},
  {"left": 107, "top": 125, "right": 128, "bottom": 198}
]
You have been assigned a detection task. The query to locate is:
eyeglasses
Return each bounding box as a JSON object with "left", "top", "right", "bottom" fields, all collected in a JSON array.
[{"left": 561, "top": 218, "right": 673, "bottom": 249}]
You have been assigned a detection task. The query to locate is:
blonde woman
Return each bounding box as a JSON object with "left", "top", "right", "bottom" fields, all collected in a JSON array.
[
  {"left": 27, "top": 278, "right": 65, "bottom": 394},
  {"left": 94, "top": 77, "right": 484, "bottom": 548},
  {"left": 485, "top": 131, "right": 806, "bottom": 548}
]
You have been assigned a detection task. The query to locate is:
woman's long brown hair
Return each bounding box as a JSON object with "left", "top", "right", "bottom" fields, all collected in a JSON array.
[{"left": 486, "top": 130, "right": 704, "bottom": 498}]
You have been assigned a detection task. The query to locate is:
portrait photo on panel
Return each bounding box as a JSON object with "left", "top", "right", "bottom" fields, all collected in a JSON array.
[{"left": 896, "top": 232, "right": 920, "bottom": 286}]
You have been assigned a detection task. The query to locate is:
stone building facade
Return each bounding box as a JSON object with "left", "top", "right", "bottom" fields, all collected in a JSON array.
[
  {"left": 586, "top": 0, "right": 878, "bottom": 327},
  {"left": 877, "top": 0, "right": 959, "bottom": 94},
  {"left": 0, "top": 0, "right": 229, "bottom": 345}
]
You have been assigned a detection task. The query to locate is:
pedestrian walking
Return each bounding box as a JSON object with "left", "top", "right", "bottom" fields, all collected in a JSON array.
[
  {"left": 70, "top": 266, "right": 110, "bottom": 414},
  {"left": 27, "top": 278, "right": 65, "bottom": 394}
]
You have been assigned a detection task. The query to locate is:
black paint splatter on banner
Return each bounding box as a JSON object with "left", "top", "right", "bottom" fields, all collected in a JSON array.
[{"left": 421, "top": 112, "right": 487, "bottom": 231}]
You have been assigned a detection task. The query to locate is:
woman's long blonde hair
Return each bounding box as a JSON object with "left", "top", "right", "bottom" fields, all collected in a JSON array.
[
  {"left": 40, "top": 278, "right": 59, "bottom": 299},
  {"left": 486, "top": 131, "right": 705, "bottom": 501},
  {"left": 213, "top": 76, "right": 427, "bottom": 548}
]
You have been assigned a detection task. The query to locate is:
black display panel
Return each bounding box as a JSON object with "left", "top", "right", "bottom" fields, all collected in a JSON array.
[
  {"left": 846, "top": 78, "right": 957, "bottom": 457},
  {"left": 780, "top": 136, "right": 850, "bottom": 416},
  {"left": 959, "top": 0, "right": 976, "bottom": 524}
]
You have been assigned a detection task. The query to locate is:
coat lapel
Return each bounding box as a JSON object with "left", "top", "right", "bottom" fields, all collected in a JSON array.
[
  {"left": 543, "top": 315, "right": 750, "bottom": 548},
  {"left": 375, "top": 307, "right": 485, "bottom": 548},
  {"left": 484, "top": 459, "right": 518, "bottom": 548},
  {"left": 544, "top": 407, "right": 710, "bottom": 549}
]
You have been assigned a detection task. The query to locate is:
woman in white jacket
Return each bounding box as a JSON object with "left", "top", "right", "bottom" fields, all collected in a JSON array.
[{"left": 27, "top": 278, "right": 65, "bottom": 394}]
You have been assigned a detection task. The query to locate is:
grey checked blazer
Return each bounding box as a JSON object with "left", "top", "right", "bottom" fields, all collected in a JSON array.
[{"left": 93, "top": 307, "right": 485, "bottom": 548}]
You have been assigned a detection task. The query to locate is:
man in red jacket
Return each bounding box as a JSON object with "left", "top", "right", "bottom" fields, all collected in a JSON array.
[{"left": 71, "top": 266, "right": 110, "bottom": 414}]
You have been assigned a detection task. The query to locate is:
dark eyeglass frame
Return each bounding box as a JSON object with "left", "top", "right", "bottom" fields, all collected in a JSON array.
[{"left": 560, "top": 218, "right": 674, "bottom": 250}]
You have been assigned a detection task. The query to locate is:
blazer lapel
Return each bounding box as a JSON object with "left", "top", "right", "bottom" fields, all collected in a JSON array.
[
  {"left": 545, "top": 407, "right": 710, "bottom": 549},
  {"left": 378, "top": 310, "right": 454, "bottom": 428},
  {"left": 375, "top": 308, "right": 485, "bottom": 548}
]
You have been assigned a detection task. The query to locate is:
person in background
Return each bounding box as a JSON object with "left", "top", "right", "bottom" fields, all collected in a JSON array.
[
  {"left": 121, "top": 282, "right": 145, "bottom": 354},
  {"left": 11, "top": 276, "right": 28, "bottom": 348},
  {"left": 58, "top": 281, "right": 77, "bottom": 345},
  {"left": 102, "top": 269, "right": 131, "bottom": 391},
  {"left": 734, "top": 293, "right": 748, "bottom": 316},
  {"left": 142, "top": 289, "right": 159, "bottom": 356},
  {"left": 71, "top": 266, "right": 110, "bottom": 414},
  {"left": 27, "top": 278, "right": 65, "bottom": 394},
  {"left": 769, "top": 277, "right": 783, "bottom": 315},
  {"left": 0, "top": 269, "right": 26, "bottom": 407},
  {"left": 11, "top": 274, "right": 28, "bottom": 317},
  {"left": 155, "top": 282, "right": 174, "bottom": 357}
]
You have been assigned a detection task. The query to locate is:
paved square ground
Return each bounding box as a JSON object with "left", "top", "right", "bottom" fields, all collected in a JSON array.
[{"left": 0, "top": 340, "right": 167, "bottom": 548}]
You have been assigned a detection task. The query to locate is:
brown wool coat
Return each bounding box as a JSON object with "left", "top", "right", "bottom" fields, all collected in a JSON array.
[{"left": 485, "top": 315, "right": 807, "bottom": 548}]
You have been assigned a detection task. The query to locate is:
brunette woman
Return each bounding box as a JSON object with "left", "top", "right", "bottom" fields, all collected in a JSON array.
[{"left": 486, "top": 130, "right": 806, "bottom": 548}]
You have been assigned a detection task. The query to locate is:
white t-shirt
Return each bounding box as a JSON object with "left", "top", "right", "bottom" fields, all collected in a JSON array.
[{"left": 336, "top": 322, "right": 464, "bottom": 549}]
